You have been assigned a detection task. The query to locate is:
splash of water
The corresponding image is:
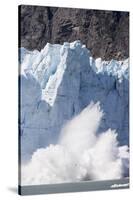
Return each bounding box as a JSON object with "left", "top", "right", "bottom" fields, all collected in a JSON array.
[{"left": 21, "top": 102, "right": 129, "bottom": 185}]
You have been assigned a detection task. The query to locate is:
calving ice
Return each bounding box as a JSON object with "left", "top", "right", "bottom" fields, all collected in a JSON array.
[
  {"left": 19, "top": 40, "right": 129, "bottom": 184},
  {"left": 21, "top": 102, "right": 129, "bottom": 185}
]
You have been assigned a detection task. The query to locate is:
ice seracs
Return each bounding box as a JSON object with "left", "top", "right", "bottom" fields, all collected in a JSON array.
[
  {"left": 20, "top": 41, "right": 90, "bottom": 106},
  {"left": 93, "top": 57, "right": 129, "bottom": 82}
]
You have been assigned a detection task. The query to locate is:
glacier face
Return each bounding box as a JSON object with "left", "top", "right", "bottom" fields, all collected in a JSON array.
[{"left": 19, "top": 41, "right": 129, "bottom": 162}]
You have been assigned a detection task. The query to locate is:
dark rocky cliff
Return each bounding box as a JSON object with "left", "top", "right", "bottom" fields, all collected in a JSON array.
[{"left": 19, "top": 5, "right": 129, "bottom": 60}]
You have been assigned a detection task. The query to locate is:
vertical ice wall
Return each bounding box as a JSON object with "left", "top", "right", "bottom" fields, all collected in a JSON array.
[{"left": 19, "top": 41, "right": 129, "bottom": 161}]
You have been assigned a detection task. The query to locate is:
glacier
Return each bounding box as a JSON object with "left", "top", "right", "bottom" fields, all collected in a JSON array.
[{"left": 19, "top": 40, "right": 129, "bottom": 165}]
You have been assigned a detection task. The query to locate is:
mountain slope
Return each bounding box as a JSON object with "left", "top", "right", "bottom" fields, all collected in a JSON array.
[{"left": 19, "top": 5, "right": 129, "bottom": 60}]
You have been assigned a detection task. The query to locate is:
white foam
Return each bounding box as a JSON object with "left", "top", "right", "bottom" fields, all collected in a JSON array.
[{"left": 21, "top": 102, "right": 129, "bottom": 185}]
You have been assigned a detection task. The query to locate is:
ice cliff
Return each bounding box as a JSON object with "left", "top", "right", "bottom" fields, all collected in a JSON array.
[{"left": 19, "top": 41, "right": 129, "bottom": 162}]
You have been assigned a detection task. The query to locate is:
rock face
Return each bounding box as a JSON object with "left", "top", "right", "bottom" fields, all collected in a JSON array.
[
  {"left": 19, "top": 5, "right": 129, "bottom": 60},
  {"left": 19, "top": 41, "right": 129, "bottom": 162}
]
